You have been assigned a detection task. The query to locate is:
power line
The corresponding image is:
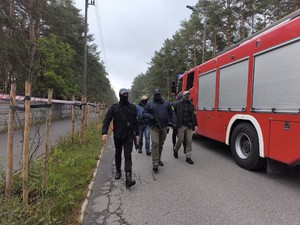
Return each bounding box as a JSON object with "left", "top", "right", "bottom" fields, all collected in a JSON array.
[{"left": 94, "top": 0, "right": 108, "bottom": 66}]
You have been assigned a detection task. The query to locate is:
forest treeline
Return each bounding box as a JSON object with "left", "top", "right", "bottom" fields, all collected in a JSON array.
[
  {"left": 129, "top": 0, "right": 300, "bottom": 103},
  {"left": 1, "top": 1, "right": 300, "bottom": 105},
  {"left": 0, "top": 0, "right": 117, "bottom": 104}
]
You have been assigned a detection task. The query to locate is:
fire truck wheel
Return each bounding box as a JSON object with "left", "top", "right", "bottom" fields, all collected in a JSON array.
[{"left": 230, "top": 123, "right": 266, "bottom": 170}]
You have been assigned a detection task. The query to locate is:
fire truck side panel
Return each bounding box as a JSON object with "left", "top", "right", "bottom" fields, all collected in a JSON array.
[
  {"left": 196, "top": 111, "right": 227, "bottom": 143},
  {"left": 269, "top": 120, "right": 300, "bottom": 165},
  {"left": 185, "top": 13, "right": 300, "bottom": 167}
]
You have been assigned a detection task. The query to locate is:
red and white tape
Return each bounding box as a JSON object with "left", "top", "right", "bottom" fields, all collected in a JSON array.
[{"left": 0, "top": 94, "right": 80, "bottom": 105}]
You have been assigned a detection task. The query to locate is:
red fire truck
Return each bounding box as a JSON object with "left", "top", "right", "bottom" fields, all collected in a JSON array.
[{"left": 178, "top": 9, "right": 300, "bottom": 171}]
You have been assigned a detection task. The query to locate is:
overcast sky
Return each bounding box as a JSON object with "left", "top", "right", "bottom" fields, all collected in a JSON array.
[{"left": 74, "top": 0, "right": 198, "bottom": 95}]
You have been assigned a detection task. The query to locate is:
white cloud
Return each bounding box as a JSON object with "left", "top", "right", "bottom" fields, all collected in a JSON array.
[{"left": 74, "top": 0, "right": 197, "bottom": 95}]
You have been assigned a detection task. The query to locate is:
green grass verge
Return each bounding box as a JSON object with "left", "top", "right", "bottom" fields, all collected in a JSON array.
[{"left": 0, "top": 123, "right": 103, "bottom": 225}]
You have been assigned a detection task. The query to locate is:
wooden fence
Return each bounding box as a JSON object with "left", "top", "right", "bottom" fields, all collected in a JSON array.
[{"left": 1, "top": 81, "right": 107, "bottom": 205}]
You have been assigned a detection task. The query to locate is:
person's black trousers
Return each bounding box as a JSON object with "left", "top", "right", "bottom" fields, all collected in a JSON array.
[{"left": 114, "top": 137, "right": 133, "bottom": 173}]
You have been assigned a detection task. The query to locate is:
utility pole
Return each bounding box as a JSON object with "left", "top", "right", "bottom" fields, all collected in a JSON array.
[
  {"left": 82, "top": 0, "right": 95, "bottom": 143},
  {"left": 83, "top": 0, "right": 95, "bottom": 97}
]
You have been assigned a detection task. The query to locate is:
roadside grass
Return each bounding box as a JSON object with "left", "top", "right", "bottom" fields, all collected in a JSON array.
[{"left": 0, "top": 122, "right": 103, "bottom": 225}]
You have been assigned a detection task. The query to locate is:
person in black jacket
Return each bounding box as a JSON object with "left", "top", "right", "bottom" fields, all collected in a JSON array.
[
  {"left": 102, "top": 88, "right": 139, "bottom": 188},
  {"left": 172, "top": 94, "right": 187, "bottom": 153},
  {"left": 144, "top": 88, "right": 176, "bottom": 172},
  {"left": 173, "top": 91, "right": 198, "bottom": 164}
]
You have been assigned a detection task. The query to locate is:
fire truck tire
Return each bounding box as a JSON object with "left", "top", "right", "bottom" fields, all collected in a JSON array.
[{"left": 230, "top": 123, "right": 266, "bottom": 170}]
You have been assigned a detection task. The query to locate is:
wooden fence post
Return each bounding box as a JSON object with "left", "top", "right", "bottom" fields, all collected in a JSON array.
[
  {"left": 81, "top": 95, "right": 84, "bottom": 143},
  {"left": 97, "top": 103, "right": 101, "bottom": 129},
  {"left": 71, "top": 95, "right": 75, "bottom": 143},
  {"left": 5, "top": 83, "right": 16, "bottom": 198},
  {"left": 85, "top": 97, "right": 88, "bottom": 133},
  {"left": 22, "top": 81, "right": 31, "bottom": 205},
  {"left": 83, "top": 96, "right": 87, "bottom": 143},
  {"left": 43, "top": 89, "right": 53, "bottom": 187}
]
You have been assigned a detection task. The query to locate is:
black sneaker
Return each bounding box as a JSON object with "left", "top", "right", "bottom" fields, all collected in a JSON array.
[
  {"left": 138, "top": 149, "right": 142, "bottom": 153},
  {"left": 115, "top": 171, "right": 121, "bottom": 180},
  {"left": 173, "top": 149, "right": 178, "bottom": 159},
  {"left": 158, "top": 161, "right": 164, "bottom": 166},
  {"left": 186, "top": 158, "right": 194, "bottom": 164},
  {"left": 146, "top": 152, "right": 151, "bottom": 156},
  {"left": 153, "top": 165, "right": 158, "bottom": 172}
]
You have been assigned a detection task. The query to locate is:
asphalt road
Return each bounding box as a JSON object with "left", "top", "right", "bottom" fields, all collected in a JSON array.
[{"left": 83, "top": 132, "right": 300, "bottom": 225}]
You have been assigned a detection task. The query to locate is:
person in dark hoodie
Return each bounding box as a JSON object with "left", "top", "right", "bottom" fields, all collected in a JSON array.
[
  {"left": 145, "top": 88, "right": 176, "bottom": 172},
  {"left": 136, "top": 95, "right": 151, "bottom": 156},
  {"left": 173, "top": 90, "right": 198, "bottom": 164},
  {"left": 102, "top": 88, "right": 139, "bottom": 188}
]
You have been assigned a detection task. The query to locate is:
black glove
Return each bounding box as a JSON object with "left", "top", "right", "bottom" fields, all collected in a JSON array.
[{"left": 144, "top": 112, "right": 154, "bottom": 120}]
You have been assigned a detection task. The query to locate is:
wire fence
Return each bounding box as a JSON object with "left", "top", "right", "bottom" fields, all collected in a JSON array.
[{"left": 0, "top": 100, "right": 77, "bottom": 133}]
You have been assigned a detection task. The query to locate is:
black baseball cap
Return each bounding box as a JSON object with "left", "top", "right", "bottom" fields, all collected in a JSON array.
[{"left": 119, "top": 88, "right": 129, "bottom": 95}]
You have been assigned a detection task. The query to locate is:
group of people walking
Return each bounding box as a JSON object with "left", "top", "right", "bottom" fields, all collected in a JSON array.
[{"left": 101, "top": 87, "right": 197, "bottom": 188}]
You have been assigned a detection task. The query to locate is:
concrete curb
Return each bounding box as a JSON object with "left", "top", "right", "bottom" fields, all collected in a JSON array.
[{"left": 78, "top": 145, "right": 106, "bottom": 224}]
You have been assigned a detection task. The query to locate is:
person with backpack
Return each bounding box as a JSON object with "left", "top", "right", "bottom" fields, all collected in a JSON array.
[{"left": 102, "top": 88, "right": 138, "bottom": 188}]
